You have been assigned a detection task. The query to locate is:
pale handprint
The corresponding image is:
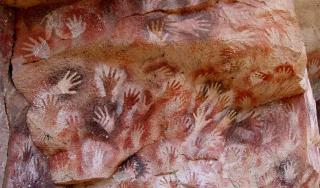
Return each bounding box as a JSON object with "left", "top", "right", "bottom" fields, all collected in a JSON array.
[
  {"left": 222, "top": 145, "right": 243, "bottom": 164},
  {"left": 281, "top": 126, "right": 299, "bottom": 154},
  {"left": 259, "top": 170, "right": 276, "bottom": 186},
  {"left": 193, "top": 106, "right": 212, "bottom": 132},
  {"left": 156, "top": 65, "right": 175, "bottom": 76},
  {"left": 238, "top": 95, "right": 252, "bottom": 109},
  {"left": 308, "top": 59, "right": 320, "bottom": 76},
  {"left": 207, "top": 82, "right": 222, "bottom": 99},
  {"left": 66, "top": 15, "right": 86, "bottom": 39},
  {"left": 22, "top": 37, "right": 50, "bottom": 59},
  {"left": 167, "top": 15, "right": 211, "bottom": 37},
  {"left": 202, "top": 130, "right": 223, "bottom": 148},
  {"left": 185, "top": 171, "right": 201, "bottom": 187},
  {"left": 250, "top": 71, "right": 267, "bottom": 86},
  {"left": 222, "top": 30, "right": 256, "bottom": 50},
  {"left": 216, "top": 110, "right": 237, "bottom": 131},
  {"left": 283, "top": 161, "right": 297, "bottom": 183},
  {"left": 159, "top": 175, "right": 179, "bottom": 188},
  {"left": 93, "top": 105, "right": 115, "bottom": 133},
  {"left": 266, "top": 28, "right": 282, "bottom": 46},
  {"left": 39, "top": 94, "right": 58, "bottom": 112},
  {"left": 261, "top": 125, "right": 277, "bottom": 145},
  {"left": 142, "top": 0, "right": 159, "bottom": 12},
  {"left": 147, "top": 19, "right": 169, "bottom": 44},
  {"left": 92, "top": 148, "right": 106, "bottom": 172},
  {"left": 131, "top": 124, "right": 144, "bottom": 149},
  {"left": 166, "top": 95, "right": 185, "bottom": 114},
  {"left": 41, "top": 11, "right": 62, "bottom": 40},
  {"left": 217, "top": 94, "right": 231, "bottom": 109},
  {"left": 55, "top": 71, "right": 82, "bottom": 94}
]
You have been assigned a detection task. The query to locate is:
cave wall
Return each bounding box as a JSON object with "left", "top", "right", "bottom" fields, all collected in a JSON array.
[{"left": 0, "top": 0, "right": 320, "bottom": 187}]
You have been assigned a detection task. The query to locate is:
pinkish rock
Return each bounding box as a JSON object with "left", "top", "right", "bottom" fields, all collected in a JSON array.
[
  {"left": 73, "top": 75, "right": 320, "bottom": 187},
  {"left": 1, "top": 0, "right": 78, "bottom": 8},
  {"left": 0, "top": 5, "right": 56, "bottom": 188},
  {"left": 12, "top": 0, "right": 307, "bottom": 109},
  {"left": 294, "top": 0, "right": 320, "bottom": 130},
  {"left": 1, "top": 0, "right": 320, "bottom": 187}
]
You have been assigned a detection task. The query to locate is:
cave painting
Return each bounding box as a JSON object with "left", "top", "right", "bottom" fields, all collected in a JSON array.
[{"left": 4, "top": 0, "right": 320, "bottom": 187}]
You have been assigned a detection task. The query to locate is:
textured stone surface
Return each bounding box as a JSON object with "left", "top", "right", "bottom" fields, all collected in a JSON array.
[
  {"left": 2, "top": 0, "right": 77, "bottom": 8},
  {"left": 0, "top": 5, "right": 56, "bottom": 188},
  {"left": 1, "top": 0, "right": 320, "bottom": 187},
  {"left": 295, "top": 0, "right": 320, "bottom": 133},
  {"left": 0, "top": 5, "right": 13, "bottom": 187},
  {"left": 12, "top": 0, "right": 307, "bottom": 109},
  {"left": 76, "top": 79, "right": 320, "bottom": 187},
  {"left": 295, "top": 0, "right": 320, "bottom": 101}
]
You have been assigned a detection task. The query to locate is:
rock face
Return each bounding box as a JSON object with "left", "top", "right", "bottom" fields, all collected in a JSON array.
[
  {"left": 0, "top": 5, "right": 56, "bottom": 188},
  {"left": 76, "top": 80, "right": 320, "bottom": 187},
  {"left": 1, "top": 0, "right": 78, "bottom": 8},
  {"left": 0, "top": 5, "right": 13, "bottom": 186},
  {"left": 12, "top": 0, "right": 307, "bottom": 109},
  {"left": 1, "top": 0, "right": 319, "bottom": 187},
  {"left": 295, "top": 0, "right": 320, "bottom": 101}
]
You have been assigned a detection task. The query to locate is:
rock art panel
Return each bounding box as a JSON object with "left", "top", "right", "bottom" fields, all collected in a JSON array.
[
  {"left": 2, "top": 0, "right": 319, "bottom": 187},
  {"left": 0, "top": 4, "right": 56, "bottom": 188},
  {"left": 74, "top": 74, "right": 320, "bottom": 187},
  {"left": 12, "top": 0, "right": 307, "bottom": 109}
]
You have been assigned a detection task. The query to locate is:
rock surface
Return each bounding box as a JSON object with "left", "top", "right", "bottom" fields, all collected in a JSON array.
[
  {"left": 295, "top": 0, "right": 320, "bottom": 102},
  {"left": 0, "top": 5, "right": 13, "bottom": 187},
  {"left": 1, "top": 0, "right": 320, "bottom": 187},
  {"left": 12, "top": 0, "right": 307, "bottom": 109},
  {"left": 1, "top": 0, "right": 78, "bottom": 9},
  {"left": 0, "top": 5, "right": 57, "bottom": 188},
  {"left": 76, "top": 78, "right": 320, "bottom": 187}
]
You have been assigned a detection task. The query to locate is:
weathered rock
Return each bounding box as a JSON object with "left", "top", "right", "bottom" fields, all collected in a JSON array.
[
  {"left": 1, "top": 0, "right": 77, "bottom": 9},
  {"left": 294, "top": 0, "right": 320, "bottom": 131},
  {"left": 0, "top": 5, "right": 57, "bottom": 188},
  {"left": 71, "top": 74, "right": 320, "bottom": 187},
  {"left": 294, "top": 0, "right": 320, "bottom": 101},
  {"left": 12, "top": 0, "right": 307, "bottom": 109},
  {"left": 0, "top": 5, "right": 14, "bottom": 187},
  {"left": 1, "top": 0, "right": 320, "bottom": 187}
]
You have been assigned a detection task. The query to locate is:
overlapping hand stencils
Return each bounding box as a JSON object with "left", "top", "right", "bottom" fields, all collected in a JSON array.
[
  {"left": 146, "top": 13, "right": 212, "bottom": 44},
  {"left": 13, "top": 0, "right": 316, "bottom": 186},
  {"left": 41, "top": 12, "right": 87, "bottom": 40}
]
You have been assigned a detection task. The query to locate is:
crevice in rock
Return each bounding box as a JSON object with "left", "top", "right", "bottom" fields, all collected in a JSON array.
[
  {"left": 7, "top": 9, "right": 18, "bottom": 90},
  {"left": 2, "top": 7, "right": 17, "bottom": 188}
]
